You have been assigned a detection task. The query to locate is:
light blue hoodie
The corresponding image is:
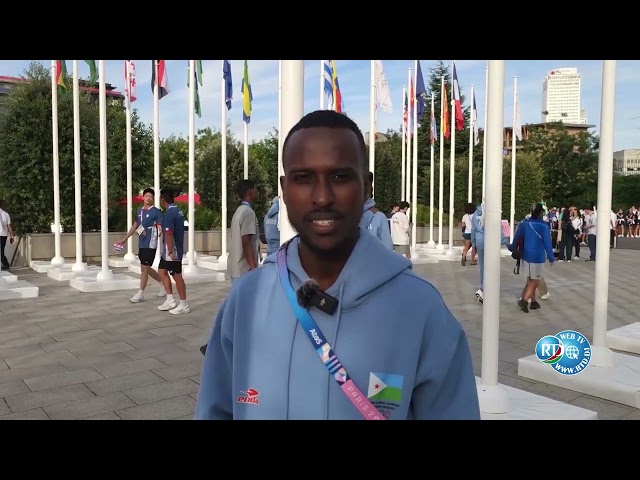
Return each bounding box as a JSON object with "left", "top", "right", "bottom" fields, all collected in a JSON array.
[
  {"left": 195, "top": 228, "right": 480, "bottom": 420},
  {"left": 470, "top": 204, "right": 509, "bottom": 250},
  {"left": 264, "top": 198, "right": 280, "bottom": 256},
  {"left": 360, "top": 198, "right": 394, "bottom": 250}
]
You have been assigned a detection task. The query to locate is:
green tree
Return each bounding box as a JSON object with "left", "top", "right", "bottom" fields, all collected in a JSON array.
[
  {"left": 612, "top": 173, "right": 640, "bottom": 211},
  {"left": 249, "top": 129, "right": 279, "bottom": 197},
  {"left": 502, "top": 151, "right": 545, "bottom": 221},
  {"left": 159, "top": 134, "right": 189, "bottom": 192},
  {"left": 521, "top": 122, "right": 599, "bottom": 206},
  {"left": 0, "top": 61, "right": 153, "bottom": 234}
]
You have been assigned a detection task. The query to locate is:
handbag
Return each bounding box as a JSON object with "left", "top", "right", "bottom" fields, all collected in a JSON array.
[{"left": 276, "top": 240, "right": 386, "bottom": 420}]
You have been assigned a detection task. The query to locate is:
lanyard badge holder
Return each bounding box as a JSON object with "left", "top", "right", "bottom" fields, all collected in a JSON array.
[{"left": 276, "top": 240, "right": 385, "bottom": 420}]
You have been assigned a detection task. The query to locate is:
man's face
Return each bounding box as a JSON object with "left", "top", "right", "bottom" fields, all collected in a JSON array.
[
  {"left": 143, "top": 193, "right": 154, "bottom": 206},
  {"left": 392, "top": 206, "right": 399, "bottom": 214},
  {"left": 281, "top": 127, "right": 365, "bottom": 254},
  {"left": 249, "top": 187, "right": 259, "bottom": 204}
]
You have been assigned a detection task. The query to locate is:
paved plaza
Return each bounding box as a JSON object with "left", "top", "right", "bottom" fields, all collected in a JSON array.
[{"left": 1, "top": 249, "right": 640, "bottom": 420}]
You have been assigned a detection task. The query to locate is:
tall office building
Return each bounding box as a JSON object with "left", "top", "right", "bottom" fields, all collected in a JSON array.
[{"left": 541, "top": 68, "right": 585, "bottom": 124}]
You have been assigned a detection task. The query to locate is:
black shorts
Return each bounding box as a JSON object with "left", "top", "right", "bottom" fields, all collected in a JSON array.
[
  {"left": 159, "top": 258, "right": 182, "bottom": 275},
  {"left": 138, "top": 248, "right": 156, "bottom": 266}
]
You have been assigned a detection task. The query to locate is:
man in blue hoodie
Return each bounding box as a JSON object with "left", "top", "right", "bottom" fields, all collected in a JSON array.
[
  {"left": 264, "top": 196, "right": 280, "bottom": 256},
  {"left": 195, "top": 110, "right": 480, "bottom": 420},
  {"left": 360, "top": 171, "right": 394, "bottom": 250}
]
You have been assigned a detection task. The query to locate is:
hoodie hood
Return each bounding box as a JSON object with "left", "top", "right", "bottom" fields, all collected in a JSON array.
[
  {"left": 363, "top": 198, "right": 376, "bottom": 212},
  {"left": 266, "top": 198, "right": 280, "bottom": 219},
  {"left": 263, "top": 227, "right": 411, "bottom": 311},
  {"left": 475, "top": 205, "right": 482, "bottom": 216}
]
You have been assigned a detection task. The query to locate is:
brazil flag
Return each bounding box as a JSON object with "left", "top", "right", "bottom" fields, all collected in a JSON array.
[{"left": 367, "top": 372, "right": 403, "bottom": 403}]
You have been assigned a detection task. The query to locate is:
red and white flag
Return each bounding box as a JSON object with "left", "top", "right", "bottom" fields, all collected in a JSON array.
[
  {"left": 151, "top": 60, "right": 170, "bottom": 99},
  {"left": 452, "top": 61, "right": 464, "bottom": 131},
  {"left": 124, "top": 60, "right": 137, "bottom": 104}
]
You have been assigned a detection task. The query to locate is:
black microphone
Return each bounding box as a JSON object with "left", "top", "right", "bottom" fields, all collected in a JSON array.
[{"left": 296, "top": 279, "right": 339, "bottom": 315}]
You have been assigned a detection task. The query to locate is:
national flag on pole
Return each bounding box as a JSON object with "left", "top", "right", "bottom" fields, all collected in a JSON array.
[
  {"left": 242, "top": 60, "right": 253, "bottom": 123},
  {"left": 514, "top": 89, "right": 523, "bottom": 141},
  {"left": 151, "top": 60, "right": 169, "bottom": 99},
  {"left": 323, "top": 60, "right": 334, "bottom": 107},
  {"left": 84, "top": 60, "right": 97, "bottom": 85},
  {"left": 124, "top": 60, "right": 137, "bottom": 104},
  {"left": 187, "top": 61, "right": 203, "bottom": 118},
  {"left": 430, "top": 107, "right": 437, "bottom": 145},
  {"left": 374, "top": 60, "right": 393, "bottom": 113},
  {"left": 403, "top": 91, "right": 409, "bottom": 138},
  {"left": 472, "top": 91, "right": 480, "bottom": 146},
  {"left": 409, "top": 77, "right": 415, "bottom": 136},
  {"left": 223, "top": 60, "right": 233, "bottom": 110},
  {"left": 55, "top": 60, "right": 67, "bottom": 97},
  {"left": 415, "top": 60, "right": 427, "bottom": 121},
  {"left": 331, "top": 60, "right": 344, "bottom": 113},
  {"left": 442, "top": 83, "right": 450, "bottom": 140},
  {"left": 452, "top": 61, "right": 464, "bottom": 131}
]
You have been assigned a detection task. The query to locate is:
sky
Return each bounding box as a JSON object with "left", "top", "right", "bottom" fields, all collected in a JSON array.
[{"left": 2, "top": 60, "right": 639, "bottom": 151}]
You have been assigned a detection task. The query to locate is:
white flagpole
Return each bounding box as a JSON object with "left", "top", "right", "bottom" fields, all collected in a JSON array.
[
  {"left": 405, "top": 68, "right": 412, "bottom": 205},
  {"left": 509, "top": 76, "right": 517, "bottom": 242},
  {"left": 428, "top": 92, "right": 436, "bottom": 246},
  {"left": 243, "top": 122, "right": 249, "bottom": 179},
  {"left": 481, "top": 63, "right": 488, "bottom": 201},
  {"left": 401, "top": 85, "right": 406, "bottom": 200},
  {"left": 448, "top": 61, "right": 456, "bottom": 254},
  {"left": 437, "top": 76, "right": 445, "bottom": 251},
  {"left": 71, "top": 61, "right": 86, "bottom": 272},
  {"left": 468, "top": 84, "right": 475, "bottom": 203},
  {"left": 185, "top": 60, "right": 197, "bottom": 273},
  {"left": 123, "top": 61, "right": 135, "bottom": 262},
  {"left": 153, "top": 61, "right": 160, "bottom": 208},
  {"left": 591, "top": 60, "right": 616, "bottom": 368},
  {"left": 96, "top": 60, "right": 113, "bottom": 281},
  {"left": 219, "top": 61, "right": 229, "bottom": 268},
  {"left": 477, "top": 60, "right": 509, "bottom": 414},
  {"left": 50, "top": 60, "right": 64, "bottom": 267},
  {"left": 278, "top": 60, "right": 283, "bottom": 195},
  {"left": 411, "top": 61, "right": 419, "bottom": 255},
  {"left": 369, "top": 60, "right": 376, "bottom": 180},
  {"left": 320, "top": 60, "right": 325, "bottom": 110},
  {"left": 279, "top": 61, "right": 304, "bottom": 246}
]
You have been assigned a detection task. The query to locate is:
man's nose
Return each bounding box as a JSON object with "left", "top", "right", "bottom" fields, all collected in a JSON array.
[{"left": 311, "top": 177, "right": 334, "bottom": 208}]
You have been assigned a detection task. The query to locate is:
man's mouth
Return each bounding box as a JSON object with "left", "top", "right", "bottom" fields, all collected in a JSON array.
[{"left": 312, "top": 220, "right": 335, "bottom": 227}]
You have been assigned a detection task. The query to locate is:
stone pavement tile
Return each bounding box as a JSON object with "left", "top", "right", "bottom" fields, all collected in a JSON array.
[
  {"left": 5, "top": 351, "right": 76, "bottom": 369},
  {"left": 85, "top": 371, "right": 165, "bottom": 396},
  {"left": 69, "top": 341, "right": 134, "bottom": 358},
  {"left": 0, "top": 335, "right": 56, "bottom": 350},
  {"left": 524, "top": 382, "right": 584, "bottom": 403},
  {"left": 0, "top": 362, "right": 68, "bottom": 385},
  {"left": 152, "top": 361, "right": 203, "bottom": 382},
  {"left": 41, "top": 337, "right": 104, "bottom": 353},
  {"left": 4, "top": 384, "right": 95, "bottom": 412},
  {"left": 188, "top": 375, "right": 200, "bottom": 385},
  {"left": 52, "top": 329, "right": 107, "bottom": 342},
  {"left": 175, "top": 339, "right": 207, "bottom": 352},
  {"left": 102, "top": 324, "right": 155, "bottom": 336},
  {"left": 0, "top": 344, "right": 44, "bottom": 360},
  {"left": 123, "top": 343, "right": 187, "bottom": 361},
  {"left": 95, "top": 358, "right": 168, "bottom": 378},
  {"left": 0, "top": 331, "right": 29, "bottom": 343},
  {"left": 0, "top": 407, "right": 50, "bottom": 420},
  {"left": 568, "top": 396, "right": 634, "bottom": 420},
  {"left": 0, "top": 323, "right": 43, "bottom": 337},
  {"left": 60, "top": 352, "right": 132, "bottom": 371},
  {"left": 0, "top": 380, "right": 30, "bottom": 398},
  {"left": 122, "top": 333, "right": 186, "bottom": 349},
  {"left": 83, "top": 412, "right": 121, "bottom": 420},
  {"left": 172, "top": 414, "right": 193, "bottom": 420},
  {"left": 24, "top": 368, "right": 104, "bottom": 392},
  {"left": 496, "top": 373, "right": 537, "bottom": 390},
  {"left": 36, "top": 324, "right": 82, "bottom": 337},
  {"left": 155, "top": 350, "right": 202, "bottom": 368},
  {"left": 122, "top": 378, "right": 199, "bottom": 405},
  {"left": 147, "top": 325, "right": 202, "bottom": 337},
  {"left": 498, "top": 346, "right": 533, "bottom": 364},
  {"left": 44, "top": 392, "right": 136, "bottom": 420},
  {"left": 115, "top": 395, "right": 196, "bottom": 420},
  {"left": 0, "top": 398, "right": 9, "bottom": 415},
  {"left": 620, "top": 409, "right": 640, "bottom": 420}
]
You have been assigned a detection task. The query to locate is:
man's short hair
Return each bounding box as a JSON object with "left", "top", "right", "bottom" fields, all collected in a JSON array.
[
  {"left": 142, "top": 187, "right": 155, "bottom": 197},
  {"left": 399, "top": 201, "right": 410, "bottom": 210},
  {"left": 160, "top": 189, "right": 174, "bottom": 204},
  {"left": 236, "top": 179, "right": 255, "bottom": 199}
]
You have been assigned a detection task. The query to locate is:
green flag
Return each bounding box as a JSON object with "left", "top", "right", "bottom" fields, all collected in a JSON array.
[
  {"left": 187, "top": 61, "right": 202, "bottom": 118},
  {"left": 84, "top": 60, "right": 97, "bottom": 85}
]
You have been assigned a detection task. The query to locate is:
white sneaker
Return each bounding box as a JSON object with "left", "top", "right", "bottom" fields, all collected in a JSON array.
[
  {"left": 540, "top": 292, "right": 550, "bottom": 300},
  {"left": 158, "top": 299, "right": 177, "bottom": 311},
  {"left": 157, "top": 288, "right": 167, "bottom": 298},
  {"left": 475, "top": 289, "right": 484, "bottom": 303},
  {"left": 130, "top": 292, "right": 144, "bottom": 303},
  {"left": 169, "top": 304, "right": 191, "bottom": 315}
]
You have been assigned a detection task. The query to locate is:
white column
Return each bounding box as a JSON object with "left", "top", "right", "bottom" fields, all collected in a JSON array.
[
  {"left": 278, "top": 60, "right": 284, "bottom": 195},
  {"left": 591, "top": 60, "right": 617, "bottom": 368},
  {"left": 401, "top": 85, "right": 406, "bottom": 200},
  {"left": 50, "top": 60, "right": 64, "bottom": 267},
  {"left": 153, "top": 61, "right": 160, "bottom": 208},
  {"left": 124, "top": 61, "right": 135, "bottom": 261},
  {"left": 219, "top": 61, "right": 229, "bottom": 266},
  {"left": 447, "top": 79, "right": 456, "bottom": 254},
  {"left": 477, "top": 60, "right": 509, "bottom": 414},
  {"left": 410, "top": 62, "right": 419, "bottom": 254},
  {"left": 405, "top": 69, "right": 412, "bottom": 205},
  {"left": 184, "top": 60, "right": 197, "bottom": 274},
  {"left": 243, "top": 122, "right": 249, "bottom": 179},
  {"left": 369, "top": 60, "right": 376, "bottom": 180},
  {"left": 71, "top": 60, "right": 86, "bottom": 272},
  {"left": 279, "top": 61, "right": 304, "bottom": 245},
  {"left": 467, "top": 84, "right": 474, "bottom": 203},
  {"left": 428, "top": 92, "right": 436, "bottom": 246},
  {"left": 481, "top": 63, "right": 488, "bottom": 202},
  {"left": 509, "top": 76, "right": 517, "bottom": 242},
  {"left": 319, "top": 60, "right": 325, "bottom": 110},
  {"left": 96, "top": 60, "right": 113, "bottom": 281},
  {"left": 436, "top": 77, "right": 445, "bottom": 251}
]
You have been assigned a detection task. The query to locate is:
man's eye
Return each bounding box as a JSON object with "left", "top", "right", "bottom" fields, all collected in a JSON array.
[{"left": 293, "top": 174, "right": 310, "bottom": 182}]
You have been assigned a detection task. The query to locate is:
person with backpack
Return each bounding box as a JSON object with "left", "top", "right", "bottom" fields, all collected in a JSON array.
[{"left": 508, "top": 203, "right": 555, "bottom": 313}]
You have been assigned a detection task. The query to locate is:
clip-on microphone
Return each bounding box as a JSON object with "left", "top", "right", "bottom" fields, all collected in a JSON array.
[{"left": 296, "top": 279, "right": 339, "bottom": 315}]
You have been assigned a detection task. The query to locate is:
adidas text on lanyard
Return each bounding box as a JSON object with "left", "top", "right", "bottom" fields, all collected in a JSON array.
[{"left": 276, "top": 240, "right": 385, "bottom": 420}]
